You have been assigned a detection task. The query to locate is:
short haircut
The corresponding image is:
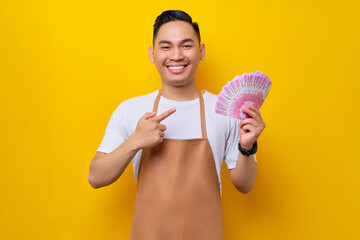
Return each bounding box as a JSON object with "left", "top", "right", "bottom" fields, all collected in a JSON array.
[{"left": 153, "top": 10, "right": 201, "bottom": 45}]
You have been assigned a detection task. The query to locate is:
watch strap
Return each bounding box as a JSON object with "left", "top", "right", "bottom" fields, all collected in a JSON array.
[{"left": 238, "top": 141, "right": 257, "bottom": 156}]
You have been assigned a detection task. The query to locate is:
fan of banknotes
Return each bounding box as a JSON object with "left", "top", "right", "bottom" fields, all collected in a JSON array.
[{"left": 215, "top": 71, "right": 272, "bottom": 120}]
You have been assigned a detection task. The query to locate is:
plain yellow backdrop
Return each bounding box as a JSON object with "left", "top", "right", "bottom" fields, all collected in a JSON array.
[{"left": 1, "top": 0, "right": 359, "bottom": 239}]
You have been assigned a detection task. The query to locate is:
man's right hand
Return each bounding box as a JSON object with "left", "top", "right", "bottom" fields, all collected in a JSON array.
[
  {"left": 89, "top": 109, "right": 175, "bottom": 188},
  {"left": 130, "top": 108, "right": 176, "bottom": 150}
]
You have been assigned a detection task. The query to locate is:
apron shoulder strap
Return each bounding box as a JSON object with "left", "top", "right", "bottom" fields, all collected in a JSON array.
[{"left": 198, "top": 89, "right": 207, "bottom": 139}]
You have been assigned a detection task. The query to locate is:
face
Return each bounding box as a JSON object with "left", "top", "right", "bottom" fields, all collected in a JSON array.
[{"left": 148, "top": 21, "right": 206, "bottom": 87}]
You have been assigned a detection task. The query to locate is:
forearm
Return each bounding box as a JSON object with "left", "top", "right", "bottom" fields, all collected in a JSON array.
[
  {"left": 88, "top": 135, "right": 140, "bottom": 189},
  {"left": 230, "top": 153, "right": 257, "bottom": 194}
]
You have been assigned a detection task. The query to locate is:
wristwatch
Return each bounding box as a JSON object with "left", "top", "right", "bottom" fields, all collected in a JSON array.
[{"left": 238, "top": 141, "right": 257, "bottom": 156}]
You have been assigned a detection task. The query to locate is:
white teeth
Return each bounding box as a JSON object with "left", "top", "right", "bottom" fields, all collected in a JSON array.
[{"left": 168, "top": 66, "right": 186, "bottom": 70}]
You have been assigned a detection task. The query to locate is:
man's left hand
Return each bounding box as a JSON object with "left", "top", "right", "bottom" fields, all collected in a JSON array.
[{"left": 238, "top": 105, "right": 266, "bottom": 149}]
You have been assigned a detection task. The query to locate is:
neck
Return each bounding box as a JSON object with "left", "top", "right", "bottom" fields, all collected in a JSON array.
[{"left": 160, "top": 81, "right": 200, "bottom": 101}]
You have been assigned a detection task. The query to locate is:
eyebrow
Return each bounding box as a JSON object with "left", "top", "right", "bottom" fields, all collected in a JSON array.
[{"left": 158, "top": 38, "right": 195, "bottom": 45}]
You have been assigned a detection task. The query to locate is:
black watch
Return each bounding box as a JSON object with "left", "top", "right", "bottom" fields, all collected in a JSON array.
[{"left": 238, "top": 141, "right": 257, "bottom": 156}]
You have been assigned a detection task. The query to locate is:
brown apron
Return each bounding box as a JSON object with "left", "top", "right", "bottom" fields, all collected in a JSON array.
[{"left": 130, "top": 89, "right": 225, "bottom": 240}]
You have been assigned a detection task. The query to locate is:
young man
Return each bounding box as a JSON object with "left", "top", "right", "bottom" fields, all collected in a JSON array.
[{"left": 88, "top": 10, "right": 265, "bottom": 239}]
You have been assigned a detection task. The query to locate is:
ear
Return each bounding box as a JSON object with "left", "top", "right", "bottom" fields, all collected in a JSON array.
[
  {"left": 148, "top": 46, "right": 154, "bottom": 63},
  {"left": 200, "top": 43, "right": 206, "bottom": 61}
]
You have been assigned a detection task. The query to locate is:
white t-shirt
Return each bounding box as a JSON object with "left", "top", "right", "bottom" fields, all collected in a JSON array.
[{"left": 97, "top": 89, "right": 256, "bottom": 194}]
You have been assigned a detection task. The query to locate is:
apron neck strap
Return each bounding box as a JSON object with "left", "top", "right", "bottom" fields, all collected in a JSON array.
[{"left": 153, "top": 89, "right": 207, "bottom": 139}]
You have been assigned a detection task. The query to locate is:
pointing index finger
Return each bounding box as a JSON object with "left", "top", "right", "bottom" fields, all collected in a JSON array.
[{"left": 153, "top": 108, "right": 176, "bottom": 122}]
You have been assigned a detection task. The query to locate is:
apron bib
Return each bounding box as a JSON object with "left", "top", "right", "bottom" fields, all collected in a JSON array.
[{"left": 130, "top": 89, "right": 225, "bottom": 240}]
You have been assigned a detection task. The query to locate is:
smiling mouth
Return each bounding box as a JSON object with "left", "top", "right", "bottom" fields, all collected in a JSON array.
[{"left": 167, "top": 65, "right": 188, "bottom": 70}]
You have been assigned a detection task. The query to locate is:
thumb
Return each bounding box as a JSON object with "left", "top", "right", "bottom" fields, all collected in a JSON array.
[{"left": 143, "top": 112, "right": 156, "bottom": 120}]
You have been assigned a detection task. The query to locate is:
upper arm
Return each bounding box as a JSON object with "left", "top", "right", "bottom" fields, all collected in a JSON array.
[
  {"left": 92, "top": 151, "right": 108, "bottom": 162},
  {"left": 96, "top": 102, "right": 131, "bottom": 154},
  {"left": 223, "top": 118, "right": 241, "bottom": 169},
  {"left": 228, "top": 167, "right": 236, "bottom": 183}
]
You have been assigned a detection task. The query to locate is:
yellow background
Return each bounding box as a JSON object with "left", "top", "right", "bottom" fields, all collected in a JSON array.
[{"left": 1, "top": 0, "right": 359, "bottom": 239}]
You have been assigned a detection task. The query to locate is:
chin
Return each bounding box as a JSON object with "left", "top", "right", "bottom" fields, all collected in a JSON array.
[
  {"left": 166, "top": 81, "right": 188, "bottom": 87},
  {"left": 163, "top": 78, "right": 194, "bottom": 87}
]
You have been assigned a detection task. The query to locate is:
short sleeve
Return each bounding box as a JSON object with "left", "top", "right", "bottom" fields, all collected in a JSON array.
[
  {"left": 224, "top": 118, "right": 257, "bottom": 169},
  {"left": 97, "top": 102, "right": 130, "bottom": 154}
]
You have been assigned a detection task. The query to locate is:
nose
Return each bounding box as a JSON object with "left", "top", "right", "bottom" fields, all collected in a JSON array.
[{"left": 170, "top": 47, "right": 184, "bottom": 61}]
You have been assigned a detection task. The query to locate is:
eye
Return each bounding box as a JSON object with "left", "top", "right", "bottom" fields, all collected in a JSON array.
[
  {"left": 183, "top": 44, "right": 193, "bottom": 49},
  {"left": 160, "top": 46, "right": 170, "bottom": 50}
]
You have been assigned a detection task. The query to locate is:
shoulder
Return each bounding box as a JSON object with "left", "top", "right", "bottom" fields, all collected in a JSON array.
[
  {"left": 203, "top": 90, "right": 239, "bottom": 130},
  {"left": 114, "top": 90, "right": 159, "bottom": 113},
  {"left": 203, "top": 90, "right": 222, "bottom": 117},
  {"left": 108, "top": 90, "right": 159, "bottom": 125},
  {"left": 203, "top": 90, "right": 218, "bottom": 104}
]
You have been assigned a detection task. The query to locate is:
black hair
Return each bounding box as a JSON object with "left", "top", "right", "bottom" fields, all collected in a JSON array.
[{"left": 153, "top": 10, "right": 201, "bottom": 45}]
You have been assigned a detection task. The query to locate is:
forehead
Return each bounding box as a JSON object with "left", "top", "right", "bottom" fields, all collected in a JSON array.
[{"left": 155, "top": 21, "right": 198, "bottom": 45}]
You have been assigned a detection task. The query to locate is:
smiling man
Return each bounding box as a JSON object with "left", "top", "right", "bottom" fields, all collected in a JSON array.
[
  {"left": 88, "top": 10, "right": 265, "bottom": 239},
  {"left": 149, "top": 19, "right": 205, "bottom": 92}
]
